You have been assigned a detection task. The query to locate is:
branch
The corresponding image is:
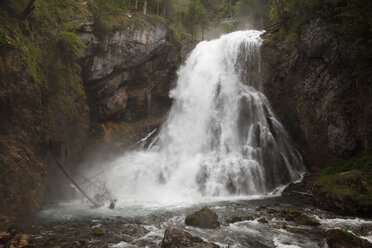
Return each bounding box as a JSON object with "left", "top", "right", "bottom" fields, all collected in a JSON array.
[
  {"left": 54, "top": 158, "right": 102, "bottom": 208},
  {"left": 19, "top": 0, "right": 36, "bottom": 20}
]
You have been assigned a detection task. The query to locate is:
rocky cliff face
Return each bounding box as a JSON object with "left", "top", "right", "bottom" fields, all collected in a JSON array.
[
  {"left": 261, "top": 18, "right": 372, "bottom": 170},
  {"left": 78, "top": 20, "right": 181, "bottom": 146},
  {"left": 0, "top": 49, "right": 91, "bottom": 219},
  {"left": 0, "top": 17, "right": 181, "bottom": 219}
]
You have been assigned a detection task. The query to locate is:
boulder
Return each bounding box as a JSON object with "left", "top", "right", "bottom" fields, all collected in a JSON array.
[
  {"left": 161, "top": 227, "right": 219, "bottom": 248},
  {"left": 323, "top": 229, "right": 372, "bottom": 248},
  {"left": 226, "top": 215, "right": 253, "bottom": 224},
  {"left": 277, "top": 208, "right": 320, "bottom": 226},
  {"left": 185, "top": 207, "right": 220, "bottom": 229}
]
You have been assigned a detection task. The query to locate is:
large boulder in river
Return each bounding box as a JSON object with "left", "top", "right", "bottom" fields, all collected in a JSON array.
[
  {"left": 161, "top": 227, "right": 219, "bottom": 248},
  {"left": 323, "top": 229, "right": 372, "bottom": 248},
  {"left": 185, "top": 206, "right": 220, "bottom": 229}
]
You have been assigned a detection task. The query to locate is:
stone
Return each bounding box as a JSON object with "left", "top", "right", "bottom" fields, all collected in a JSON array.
[
  {"left": 277, "top": 208, "right": 320, "bottom": 226},
  {"left": 90, "top": 227, "right": 104, "bottom": 236},
  {"left": 185, "top": 206, "right": 220, "bottom": 229},
  {"left": 323, "top": 229, "right": 372, "bottom": 248},
  {"left": 257, "top": 217, "right": 268, "bottom": 224},
  {"left": 161, "top": 227, "right": 219, "bottom": 248},
  {"left": 226, "top": 215, "right": 253, "bottom": 224}
]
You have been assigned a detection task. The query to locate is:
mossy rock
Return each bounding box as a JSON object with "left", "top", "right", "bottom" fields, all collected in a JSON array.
[
  {"left": 226, "top": 215, "right": 253, "bottom": 224},
  {"left": 255, "top": 206, "right": 267, "bottom": 211},
  {"left": 277, "top": 208, "right": 320, "bottom": 226},
  {"left": 90, "top": 227, "right": 104, "bottom": 236},
  {"left": 257, "top": 217, "right": 268, "bottom": 224},
  {"left": 185, "top": 206, "right": 220, "bottom": 229},
  {"left": 323, "top": 229, "right": 372, "bottom": 248}
]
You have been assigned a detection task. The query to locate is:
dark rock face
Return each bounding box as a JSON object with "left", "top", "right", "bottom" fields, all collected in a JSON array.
[
  {"left": 261, "top": 18, "right": 372, "bottom": 169},
  {"left": 185, "top": 207, "right": 220, "bottom": 229},
  {"left": 0, "top": 49, "right": 48, "bottom": 219},
  {"left": 79, "top": 22, "right": 181, "bottom": 123},
  {"left": 161, "top": 227, "right": 219, "bottom": 248},
  {"left": 323, "top": 229, "right": 372, "bottom": 248},
  {"left": 0, "top": 47, "right": 91, "bottom": 219}
]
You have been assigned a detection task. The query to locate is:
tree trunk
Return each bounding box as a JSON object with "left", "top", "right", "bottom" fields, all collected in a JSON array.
[
  {"left": 179, "top": 12, "right": 182, "bottom": 29},
  {"left": 157, "top": 0, "right": 160, "bottom": 15},
  {"left": 162, "top": 0, "right": 166, "bottom": 18},
  {"left": 143, "top": 0, "right": 147, "bottom": 15},
  {"left": 19, "top": 0, "right": 36, "bottom": 20},
  {"left": 135, "top": 0, "right": 138, "bottom": 10},
  {"left": 230, "top": 0, "right": 232, "bottom": 18}
]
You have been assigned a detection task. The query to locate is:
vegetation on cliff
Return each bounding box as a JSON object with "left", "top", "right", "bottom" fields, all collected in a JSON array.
[
  {"left": 314, "top": 152, "right": 372, "bottom": 217},
  {"left": 269, "top": 0, "right": 372, "bottom": 74},
  {"left": 0, "top": 0, "right": 91, "bottom": 142}
]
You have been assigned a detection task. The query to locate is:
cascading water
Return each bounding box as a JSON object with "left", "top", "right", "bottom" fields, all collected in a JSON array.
[{"left": 104, "top": 30, "right": 305, "bottom": 206}]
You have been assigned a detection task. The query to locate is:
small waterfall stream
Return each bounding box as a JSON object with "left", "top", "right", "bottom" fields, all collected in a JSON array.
[{"left": 104, "top": 30, "right": 305, "bottom": 206}]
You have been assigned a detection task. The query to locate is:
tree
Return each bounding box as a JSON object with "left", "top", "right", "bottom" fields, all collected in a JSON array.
[
  {"left": 143, "top": 0, "right": 147, "bottom": 14},
  {"left": 184, "top": 0, "right": 208, "bottom": 39},
  {"left": 19, "top": 0, "right": 36, "bottom": 20},
  {"left": 173, "top": 0, "right": 190, "bottom": 29}
]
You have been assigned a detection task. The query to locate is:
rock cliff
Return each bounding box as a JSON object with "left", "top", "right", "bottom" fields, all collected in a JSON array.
[
  {"left": 0, "top": 15, "right": 181, "bottom": 219},
  {"left": 261, "top": 18, "right": 372, "bottom": 170}
]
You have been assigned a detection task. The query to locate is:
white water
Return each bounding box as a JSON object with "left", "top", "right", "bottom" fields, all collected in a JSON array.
[{"left": 102, "top": 30, "right": 305, "bottom": 207}]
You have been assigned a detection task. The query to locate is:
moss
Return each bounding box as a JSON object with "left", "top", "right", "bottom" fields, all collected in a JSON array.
[
  {"left": 315, "top": 151, "right": 372, "bottom": 217},
  {"left": 90, "top": 227, "right": 104, "bottom": 236},
  {"left": 0, "top": 0, "right": 91, "bottom": 143},
  {"left": 277, "top": 208, "right": 320, "bottom": 226},
  {"left": 323, "top": 229, "right": 368, "bottom": 248},
  {"left": 226, "top": 215, "right": 253, "bottom": 224},
  {"left": 185, "top": 206, "right": 220, "bottom": 229}
]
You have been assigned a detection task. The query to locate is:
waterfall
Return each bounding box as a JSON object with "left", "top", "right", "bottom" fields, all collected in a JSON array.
[{"left": 104, "top": 30, "right": 305, "bottom": 206}]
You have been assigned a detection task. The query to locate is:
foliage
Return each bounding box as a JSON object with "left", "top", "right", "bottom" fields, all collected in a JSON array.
[
  {"left": 316, "top": 152, "right": 372, "bottom": 217},
  {"left": 0, "top": 0, "right": 91, "bottom": 140},
  {"left": 268, "top": 0, "right": 372, "bottom": 67}
]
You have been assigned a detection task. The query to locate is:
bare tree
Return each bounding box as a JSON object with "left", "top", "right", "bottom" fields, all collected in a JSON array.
[
  {"left": 143, "top": 0, "right": 147, "bottom": 15},
  {"left": 162, "top": 0, "right": 166, "bottom": 18}
]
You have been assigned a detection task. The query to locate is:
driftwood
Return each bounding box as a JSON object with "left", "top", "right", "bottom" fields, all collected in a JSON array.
[
  {"left": 54, "top": 158, "right": 101, "bottom": 208},
  {"left": 79, "top": 173, "right": 115, "bottom": 203},
  {"left": 291, "top": 190, "right": 314, "bottom": 197},
  {"left": 19, "top": 0, "right": 36, "bottom": 20}
]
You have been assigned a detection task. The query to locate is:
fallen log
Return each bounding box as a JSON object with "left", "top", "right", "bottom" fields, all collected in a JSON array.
[
  {"left": 291, "top": 190, "right": 314, "bottom": 197},
  {"left": 54, "top": 158, "right": 102, "bottom": 208}
]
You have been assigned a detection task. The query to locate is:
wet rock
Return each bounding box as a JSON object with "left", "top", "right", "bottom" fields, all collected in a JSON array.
[
  {"left": 0, "top": 232, "right": 11, "bottom": 245},
  {"left": 257, "top": 217, "right": 268, "bottom": 224},
  {"left": 261, "top": 17, "right": 372, "bottom": 176},
  {"left": 323, "top": 229, "right": 372, "bottom": 248},
  {"left": 255, "top": 206, "right": 267, "bottom": 211},
  {"left": 90, "top": 227, "right": 104, "bottom": 236},
  {"left": 161, "top": 227, "right": 219, "bottom": 248},
  {"left": 267, "top": 208, "right": 278, "bottom": 214},
  {"left": 277, "top": 208, "right": 320, "bottom": 226},
  {"left": 226, "top": 215, "right": 253, "bottom": 224},
  {"left": 185, "top": 206, "right": 220, "bottom": 229}
]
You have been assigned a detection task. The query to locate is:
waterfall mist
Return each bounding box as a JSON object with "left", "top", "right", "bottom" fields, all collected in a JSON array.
[{"left": 98, "top": 30, "right": 305, "bottom": 207}]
